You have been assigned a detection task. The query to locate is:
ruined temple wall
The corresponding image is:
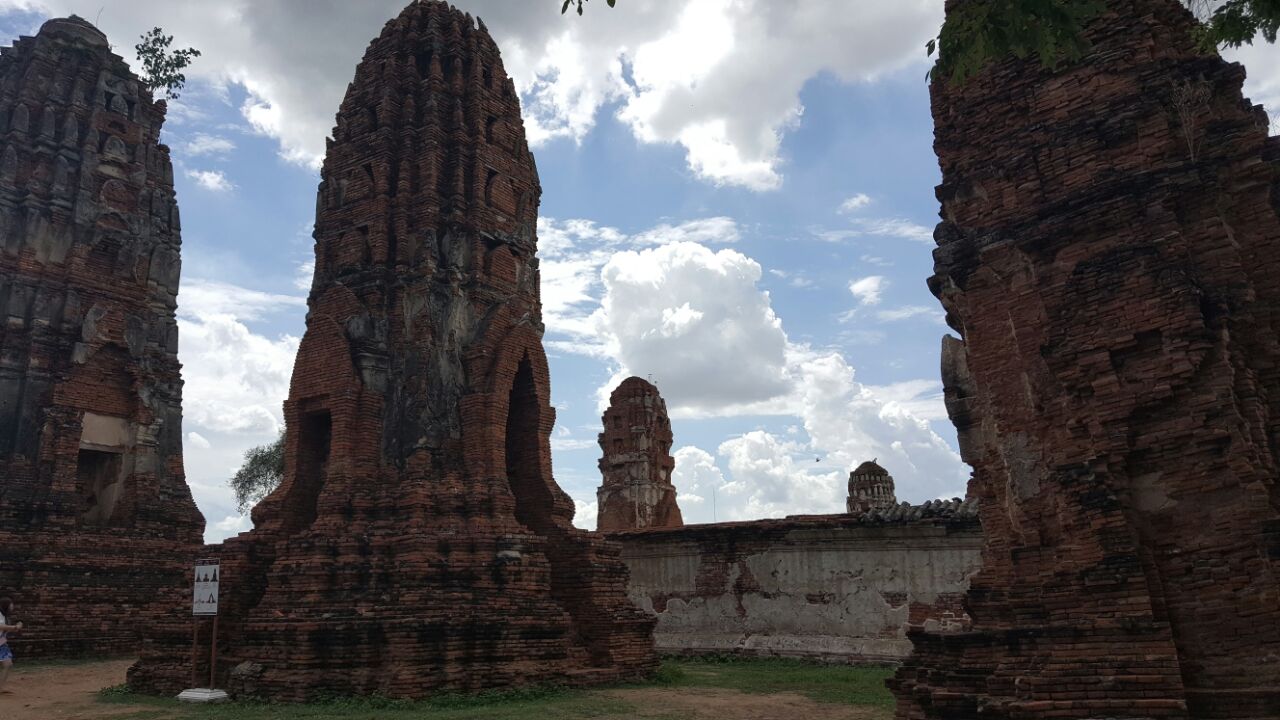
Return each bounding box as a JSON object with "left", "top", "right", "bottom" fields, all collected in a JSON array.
[
  {"left": 130, "top": 1, "right": 656, "bottom": 699},
  {"left": 893, "top": 0, "right": 1280, "bottom": 717},
  {"left": 612, "top": 505, "right": 981, "bottom": 663},
  {"left": 0, "top": 17, "right": 203, "bottom": 658}
]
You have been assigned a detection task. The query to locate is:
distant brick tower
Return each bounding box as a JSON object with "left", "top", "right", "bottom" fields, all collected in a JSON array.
[
  {"left": 892, "top": 0, "right": 1280, "bottom": 716},
  {"left": 130, "top": 0, "right": 655, "bottom": 699},
  {"left": 597, "top": 376, "right": 683, "bottom": 531},
  {"left": 846, "top": 459, "right": 895, "bottom": 515},
  {"left": 0, "top": 16, "right": 203, "bottom": 658}
]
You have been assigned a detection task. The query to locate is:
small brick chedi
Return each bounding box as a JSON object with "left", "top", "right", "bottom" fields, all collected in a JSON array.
[
  {"left": 846, "top": 459, "right": 895, "bottom": 515},
  {"left": 0, "top": 17, "right": 203, "bottom": 657},
  {"left": 131, "top": 0, "right": 655, "bottom": 699},
  {"left": 893, "top": 0, "right": 1280, "bottom": 717},
  {"left": 596, "top": 377, "right": 683, "bottom": 531}
]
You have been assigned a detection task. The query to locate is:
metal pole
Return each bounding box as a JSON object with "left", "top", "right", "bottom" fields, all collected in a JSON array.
[
  {"left": 189, "top": 619, "right": 199, "bottom": 688},
  {"left": 208, "top": 615, "right": 219, "bottom": 690}
]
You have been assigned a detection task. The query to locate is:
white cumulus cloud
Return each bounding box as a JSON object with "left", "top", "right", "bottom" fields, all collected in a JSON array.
[
  {"left": 849, "top": 275, "right": 886, "bottom": 306},
  {"left": 186, "top": 168, "right": 233, "bottom": 192},
  {"left": 4, "top": 0, "right": 942, "bottom": 187}
]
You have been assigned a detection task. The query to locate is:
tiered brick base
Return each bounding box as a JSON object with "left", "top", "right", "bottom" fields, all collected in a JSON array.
[
  {"left": 129, "top": 0, "right": 655, "bottom": 699},
  {"left": 892, "top": 1, "right": 1280, "bottom": 717}
]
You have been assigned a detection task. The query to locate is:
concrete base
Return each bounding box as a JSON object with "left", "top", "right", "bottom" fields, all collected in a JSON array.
[{"left": 176, "top": 688, "right": 229, "bottom": 703}]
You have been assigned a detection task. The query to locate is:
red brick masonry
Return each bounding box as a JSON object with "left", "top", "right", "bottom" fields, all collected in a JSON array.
[
  {"left": 891, "top": 1, "right": 1280, "bottom": 717},
  {"left": 128, "top": 0, "right": 655, "bottom": 700},
  {"left": 0, "top": 17, "right": 204, "bottom": 659},
  {"left": 596, "top": 376, "right": 683, "bottom": 531}
]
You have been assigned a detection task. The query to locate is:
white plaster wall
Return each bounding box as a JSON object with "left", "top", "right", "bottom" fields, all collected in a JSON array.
[{"left": 618, "top": 522, "right": 983, "bottom": 662}]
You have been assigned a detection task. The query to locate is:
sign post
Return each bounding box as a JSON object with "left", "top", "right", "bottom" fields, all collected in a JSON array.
[{"left": 177, "top": 559, "right": 228, "bottom": 703}]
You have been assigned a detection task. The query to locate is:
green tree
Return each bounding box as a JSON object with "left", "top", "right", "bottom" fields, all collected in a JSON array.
[
  {"left": 230, "top": 431, "right": 285, "bottom": 513},
  {"left": 929, "top": 0, "right": 1280, "bottom": 84},
  {"left": 134, "top": 27, "right": 201, "bottom": 100}
]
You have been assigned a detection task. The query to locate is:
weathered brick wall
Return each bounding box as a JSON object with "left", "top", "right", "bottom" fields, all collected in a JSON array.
[
  {"left": 892, "top": 1, "right": 1280, "bottom": 717},
  {"left": 0, "top": 16, "right": 204, "bottom": 659},
  {"left": 130, "top": 0, "right": 656, "bottom": 699},
  {"left": 596, "top": 376, "right": 683, "bottom": 531},
  {"left": 612, "top": 501, "right": 981, "bottom": 662}
]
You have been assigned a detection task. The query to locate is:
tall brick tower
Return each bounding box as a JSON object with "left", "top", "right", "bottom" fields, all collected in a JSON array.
[
  {"left": 596, "top": 376, "right": 683, "bottom": 531},
  {"left": 0, "top": 16, "right": 203, "bottom": 657},
  {"left": 131, "top": 0, "right": 655, "bottom": 699},
  {"left": 892, "top": 0, "right": 1280, "bottom": 717}
]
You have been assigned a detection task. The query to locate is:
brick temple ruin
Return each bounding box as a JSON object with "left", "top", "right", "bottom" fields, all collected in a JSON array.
[
  {"left": 587, "top": 380, "right": 979, "bottom": 664},
  {"left": 892, "top": 0, "right": 1280, "bottom": 717},
  {"left": 128, "top": 0, "right": 656, "bottom": 699},
  {"left": 0, "top": 16, "right": 204, "bottom": 658},
  {"left": 596, "top": 376, "right": 683, "bottom": 531},
  {"left": 847, "top": 459, "right": 896, "bottom": 515},
  {"left": 612, "top": 500, "right": 981, "bottom": 663}
]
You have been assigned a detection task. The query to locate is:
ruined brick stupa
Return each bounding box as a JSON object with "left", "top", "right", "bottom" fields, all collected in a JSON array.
[
  {"left": 0, "top": 16, "right": 204, "bottom": 657},
  {"left": 892, "top": 0, "right": 1280, "bottom": 717},
  {"left": 130, "top": 0, "right": 656, "bottom": 699},
  {"left": 597, "top": 377, "right": 683, "bottom": 531},
  {"left": 846, "top": 459, "right": 895, "bottom": 515}
]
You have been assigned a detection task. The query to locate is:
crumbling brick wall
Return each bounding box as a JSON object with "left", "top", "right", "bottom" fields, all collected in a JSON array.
[
  {"left": 0, "top": 16, "right": 204, "bottom": 659},
  {"left": 612, "top": 501, "right": 981, "bottom": 662},
  {"left": 597, "top": 376, "right": 683, "bottom": 531},
  {"left": 129, "top": 0, "right": 656, "bottom": 699},
  {"left": 892, "top": 1, "right": 1280, "bottom": 717}
]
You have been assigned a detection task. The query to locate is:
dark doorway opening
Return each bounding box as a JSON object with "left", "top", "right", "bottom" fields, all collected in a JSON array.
[
  {"left": 78, "top": 449, "right": 123, "bottom": 526},
  {"left": 505, "top": 355, "right": 552, "bottom": 533},
  {"left": 287, "top": 410, "right": 332, "bottom": 532}
]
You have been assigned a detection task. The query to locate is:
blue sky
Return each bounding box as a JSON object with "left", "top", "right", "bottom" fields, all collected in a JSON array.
[{"left": 3, "top": 1, "right": 1276, "bottom": 542}]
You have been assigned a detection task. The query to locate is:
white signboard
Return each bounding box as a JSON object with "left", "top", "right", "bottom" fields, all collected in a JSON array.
[{"left": 192, "top": 561, "right": 219, "bottom": 616}]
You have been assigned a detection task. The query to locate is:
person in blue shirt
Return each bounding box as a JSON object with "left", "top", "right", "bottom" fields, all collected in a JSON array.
[{"left": 0, "top": 597, "right": 23, "bottom": 694}]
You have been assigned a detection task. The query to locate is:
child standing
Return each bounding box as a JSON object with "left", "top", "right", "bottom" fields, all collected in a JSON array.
[{"left": 0, "top": 597, "right": 22, "bottom": 694}]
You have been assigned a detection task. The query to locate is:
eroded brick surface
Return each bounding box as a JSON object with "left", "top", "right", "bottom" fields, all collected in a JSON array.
[
  {"left": 613, "top": 501, "right": 980, "bottom": 662},
  {"left": 847, "top": 459, "right": 896, "bottom": 515},
  {"left": 0, "top": 16, "right": 204, "bottom": 659},
  {"left": 128, "top": 0, "right": 655, "bottom": 699},
  {"left": 892, "top": 1, "right": 1280, "bottom": 717},
  {"left": 596, "top": 377, "right": 683, "bottom": 531}
]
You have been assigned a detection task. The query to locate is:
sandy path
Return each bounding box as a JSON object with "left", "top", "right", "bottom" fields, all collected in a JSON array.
[{"left": 0, "top": 658, "right": 163, "bottom": 720}]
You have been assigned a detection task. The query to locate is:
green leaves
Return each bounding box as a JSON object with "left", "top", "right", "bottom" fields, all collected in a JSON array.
[
  {"left": 135, "top": 27, "right": 201, "bottom": 100},
  {"left": 230, "top": 430, "right": 285, "bottom": 513},
  {"left": 562, "top": 0, "right": 616, "bottom": 16},
  {"left": 1199, "top": 0, "right": 1280, "bottom": 48},
  {"left": 929, "top": 0, "right": 1279, "bottom": 86},
  {"left": 927, "top": 0, "right": 1105, "bottom": 84}
]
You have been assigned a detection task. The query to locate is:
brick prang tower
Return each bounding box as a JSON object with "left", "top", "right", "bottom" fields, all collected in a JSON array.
[
  {"left": 129, "top": 0, "right": 656, "bottom": 699},
  {"left": 596, "top": 376, "right": 683, "bottom": 531},
  {"left": 891, "top": 0, "right": 1280, "bottom": 717},
  {"left": 846, "top": 460, "right": 895, "bottom": 515},
  {"left": 0, "top": 16, "right": 204, "bottom": 658}
]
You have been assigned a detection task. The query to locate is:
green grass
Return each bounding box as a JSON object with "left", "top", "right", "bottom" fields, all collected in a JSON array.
[
  {"left": 94, "top": 657, "right": 896, "bottom": 719},
  {"left": 99, "top": 683, "right": 635, "bottom": 720},
  {"left": 661, "top": 656, "right": 896, "bottom": 708}
]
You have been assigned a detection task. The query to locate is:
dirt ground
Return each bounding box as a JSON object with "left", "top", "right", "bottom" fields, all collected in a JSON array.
[
  {"left": 0, "top": 658, "right": 153, "bottom": 720},
  {"left": 0, "top": 659, "right": 890, "bottom": 720}
]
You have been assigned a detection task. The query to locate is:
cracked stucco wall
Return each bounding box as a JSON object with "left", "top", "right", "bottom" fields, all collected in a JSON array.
[{"left": 614, "top": 517, "right": 982, "bottom": 661}]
